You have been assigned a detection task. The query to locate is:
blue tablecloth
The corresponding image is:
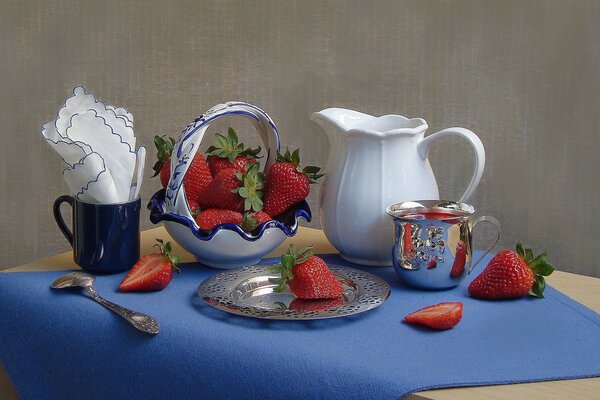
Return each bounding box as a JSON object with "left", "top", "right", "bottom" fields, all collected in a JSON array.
[{"left": 1, "top": 253, "right": 599, "bottom": 400}]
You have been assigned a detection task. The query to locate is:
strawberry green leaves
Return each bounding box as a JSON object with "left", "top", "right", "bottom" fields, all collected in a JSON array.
[
  {"left": 268, "top": 244, "right": 313, "bottom": 292},
  {"left": 276, "top": 148, "right": 324, "bottom": 183},
  {"left": 151, "top": 135, "right": 175, "bottom": 177},
  {"left": 516, "top": 242, "right": 556, "bottom": 298},
  {"left": 206, "top": 127, "right": 261, "bottom": 163},
  {"left": 233, "top": 162, "right": 265, "bottom": 212}
]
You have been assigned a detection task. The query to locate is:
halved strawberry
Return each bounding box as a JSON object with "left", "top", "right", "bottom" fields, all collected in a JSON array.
[
  {"left": 404, "top": 302, "right": 463, "bottom": 330},
  {"left": 268, "top": 244, "right": 343, "bottom": 299},
  {"left": 206, "top": 127, "right": 261, "bottom": 176},
  {"left": 119, "top": 239, "right": 180, "bottom": 292}
]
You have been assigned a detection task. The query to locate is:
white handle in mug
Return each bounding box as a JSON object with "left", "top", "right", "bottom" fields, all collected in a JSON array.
[
  {"left": 165, "top": 102, "right": 281, "bottom": 218},
  {"left": 417, "top": 127, "right": 485, "bottom": 202}
]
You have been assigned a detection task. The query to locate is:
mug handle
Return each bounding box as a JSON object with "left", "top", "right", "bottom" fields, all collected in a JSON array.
[
  {"left": 417, "top": 127, "right": 486, "bottom": 202},
  {"left": 469, "top": 215, "right": 501, "bottom": 273},
  {"left": 53, "top": 195, "right": 74, "bottom": 247}
]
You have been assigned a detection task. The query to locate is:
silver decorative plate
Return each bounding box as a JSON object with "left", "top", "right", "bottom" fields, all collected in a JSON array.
[{"left": 197, "top": 264, "right": 391, "bottom": 320}]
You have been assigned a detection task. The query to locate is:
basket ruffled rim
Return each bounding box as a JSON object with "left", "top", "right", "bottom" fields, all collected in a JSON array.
[{"left": 148, "top": 189, "right": 311, "bottom": 242}]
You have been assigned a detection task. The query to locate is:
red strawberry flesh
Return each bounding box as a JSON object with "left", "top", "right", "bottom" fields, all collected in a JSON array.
[{"left": 404, "top": 302, "right": 463, "bottom": 330}]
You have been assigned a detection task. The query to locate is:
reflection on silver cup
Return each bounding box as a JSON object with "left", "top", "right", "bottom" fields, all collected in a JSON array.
[{"left": 386, "top": 200, "right": 500, "bottom": 290}]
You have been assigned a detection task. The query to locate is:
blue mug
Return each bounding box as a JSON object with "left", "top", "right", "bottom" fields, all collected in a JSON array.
[{"left": 53, "top": 195, "right": 141, "bottom": 274}]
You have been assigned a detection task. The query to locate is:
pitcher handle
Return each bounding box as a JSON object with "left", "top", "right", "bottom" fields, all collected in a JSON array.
[
  {"left": 469, "top": 215, "right": 501, "bottom": 273},
  {"left": 417, "top": 127, "right": 485, "bottom": 202}
]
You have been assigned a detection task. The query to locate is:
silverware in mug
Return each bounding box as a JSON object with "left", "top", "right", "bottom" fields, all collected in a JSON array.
[{"left": 51, "top": 271, "right": 160, "bottom": 335}]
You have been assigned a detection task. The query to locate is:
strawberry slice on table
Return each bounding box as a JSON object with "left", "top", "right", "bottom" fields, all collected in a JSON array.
[
  {"left": 119, "top": 239, "right": 180, "bottom": 292},
  {"left": 404, "top": 302, "right": 463, "bottom": 330},
  {"left": 198, "top": 163, "right": 265, "bottom": 212},
  {"left": 468, "top": 243, "right": 556, "bottom": 300},
  {"left": 263, "top": 148, "right": 323, "bottom": 217},
  {"left": 205, "top": 127, "right": 261, "bottom": 176},
  {"left": 268, "top": 244, "right": 343, "bottom": 299},
  {"left": 152, "top": 135, "right": 213, "bottom": 203},
  {"left": 195, "top": 209, "right": 243, "bottom": 231}
]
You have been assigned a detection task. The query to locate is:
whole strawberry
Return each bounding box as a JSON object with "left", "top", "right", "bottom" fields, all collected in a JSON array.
[
  {"left": 269, "top": 244, "right": 343, "bottom": 299},
  {"left": 263, "top": 148, "right": 323, "bottom": 217},
  {"left": 240, "top": 211, "right": 272, "bottom": 232},
  {"left": 468, "top": 243, "right": 555, "bottom": 299},
  {"left": 198, "top": 163, "right": 265, "bottom": 212},
  {"left": 205, "top": 127, "right": 261, "bottom": 176},
  {"left": 195, "top": 209, "right": 243, "bottom": 231},
  {"left": 119, "top": 239, "right": 180, "bottom": 292},
  {"left": 152, "top": 135, "right": 212, "bottom": 203}
]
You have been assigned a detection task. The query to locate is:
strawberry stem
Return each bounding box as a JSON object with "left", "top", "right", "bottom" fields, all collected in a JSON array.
[
  {"left": 268, "top": 244, "right": 314, "bottom": 292},
  {"left": 153, "top": 238, "right": 181, "bottom": 272},
  {"left": 515, "top": 243, "right": 555, "bottom": 298}
]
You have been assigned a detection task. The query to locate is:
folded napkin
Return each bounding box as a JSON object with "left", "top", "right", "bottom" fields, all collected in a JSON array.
[
  {"left": 41, "top": 87, "right": 145, "bottom": 203},
  {"left": 0, "top": 253, "right": 599, "bottom": 400}
]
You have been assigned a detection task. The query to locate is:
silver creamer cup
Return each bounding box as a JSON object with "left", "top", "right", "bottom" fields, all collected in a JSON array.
[{"left": 386, "top": 200, "right": 500, "bottom": 290}]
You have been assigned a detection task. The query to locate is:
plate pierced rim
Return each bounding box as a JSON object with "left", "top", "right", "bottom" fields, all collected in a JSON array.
[{"left": 198, "top": 264, "right": 391, "bottom": 320}]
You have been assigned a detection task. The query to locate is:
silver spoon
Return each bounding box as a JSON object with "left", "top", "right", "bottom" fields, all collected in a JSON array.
[{"left": 51, "top": 271, "right": 160, "bottom": 335}]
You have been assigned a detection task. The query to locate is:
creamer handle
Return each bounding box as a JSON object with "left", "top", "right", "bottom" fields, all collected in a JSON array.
[{"left": 417, "top": 127, "right": 485, "bottom": 202}]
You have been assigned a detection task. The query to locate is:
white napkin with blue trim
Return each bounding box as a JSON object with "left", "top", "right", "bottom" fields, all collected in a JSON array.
[{"left": 42, "top": 87, "right": 145, "bottom": 203}]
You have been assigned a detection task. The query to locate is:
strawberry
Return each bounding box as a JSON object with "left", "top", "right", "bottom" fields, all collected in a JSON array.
[
  {"left": 195, "top": 209, "right": 243, "bottom": 231},
  {"left": 289, "top": 297, "right": 345, "bottom": 312},
  {"left": 240, "top": 211, "right": 272, "bottom": 232},
  {"left": 450, "top": 240, "right": 466, "bottom": 277},
  {"left": 119, "top": 239, "right": 180, "bottom": 292},
  {"left": 205, "top": 127, "right": 261, "bottom": 176},
  {"left": 152, "top": 135, "right": 176, "bottom": 188},
  {"left": 152, "top": 135, "right": 213, "bottom": 202},
  {"left": 427, "top": 258, "right": 437, "bottom": 269},
  {"left": 269, "top": 244, "right": 343, "bottom": 299},
  {"left": 404, "top": 302, "right": 463, "bottom": 330},
  {"left": 198, "top": 163, "right": 265, "bottom": 212},
  {"left": 263, "top": 148, "right": 323, "bottom": 217},
  {"left": 468, "top": 243, "right": 555, "bottom": 300},
  {"left": 187, "top": 199, "right": 201, "bottom": 217}
]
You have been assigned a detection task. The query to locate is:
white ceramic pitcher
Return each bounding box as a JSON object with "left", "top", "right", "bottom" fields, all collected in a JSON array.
[{"left": 311, "top": 108, "right": 485, "bottom": 266}]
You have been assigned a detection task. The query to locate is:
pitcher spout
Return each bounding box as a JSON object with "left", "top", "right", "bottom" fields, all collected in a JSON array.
[{"left": 310, "top": 108, "right": 370, "bottom": 137}]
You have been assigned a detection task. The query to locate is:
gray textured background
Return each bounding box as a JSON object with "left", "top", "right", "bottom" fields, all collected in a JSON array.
[{"left": 1, "top": 0, "right": 599, "bottom": 276}]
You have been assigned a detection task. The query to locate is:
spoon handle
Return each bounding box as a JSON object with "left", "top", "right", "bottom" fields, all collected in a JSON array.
[{"left": 85, "top": 286, "right": 160, "bottom": 335}]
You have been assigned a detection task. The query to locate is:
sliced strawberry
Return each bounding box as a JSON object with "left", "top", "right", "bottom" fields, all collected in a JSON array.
[
  {"left": 195, "top": 209, "right": 243, "bottom": 231},
  {"left": 119, "top": 240, "right": 180, "bottom": 292},
  {"left": 404, "top": 302, "right": 463, "bottom": 330}
]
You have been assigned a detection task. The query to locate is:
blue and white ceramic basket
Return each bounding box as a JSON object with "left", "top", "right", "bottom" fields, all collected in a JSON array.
[{"left": 149, "top": 102, "right": 311, "bottom": 269}]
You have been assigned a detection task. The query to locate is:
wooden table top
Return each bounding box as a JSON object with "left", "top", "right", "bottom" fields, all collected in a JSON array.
[{"left": 2, "top": 226, "right": 599, "bottom": 400}]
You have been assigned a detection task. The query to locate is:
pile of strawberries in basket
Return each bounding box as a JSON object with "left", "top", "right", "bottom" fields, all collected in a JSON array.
[{"left": 152, "top": 128, "right": 322, "bottom": 233}]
